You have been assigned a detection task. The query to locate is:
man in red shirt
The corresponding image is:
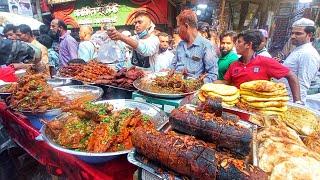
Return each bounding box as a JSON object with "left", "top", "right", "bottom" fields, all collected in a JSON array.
[{"left": 218, "top": 30, "right": 301, "bottom": 102}]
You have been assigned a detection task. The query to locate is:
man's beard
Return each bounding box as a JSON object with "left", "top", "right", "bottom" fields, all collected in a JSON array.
[
  {"left": 220, "top": 49, "right": 231, "bottom": 56},
  {"left": 159, "top": 47, "right": 167, "bottom": 53}
]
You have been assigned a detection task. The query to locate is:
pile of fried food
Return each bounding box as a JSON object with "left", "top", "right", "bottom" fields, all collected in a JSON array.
[
  {"left": 239, "top": 80, "right": 289, "bottom": 115},
  {"left": 198, "top": 83, "right": 239, "bottom": 107},
  {"left": 95, "top": 66, "right": 144, "bottom": 89},
  {"left": 257, "top": 125, "right": 320, "bottom": 179},
  {"left": 140, "top": 73, "right": 202, "bottom": 94},
  {"left": 0, "top": 83, "right": 17, "bottom": 93},
  {"left": 74, "top": 61, "right": 116, "bottom": 83},
  {"left": 58, "top": 63, "right": 83, "bottom": 77},
  {"left": 45, "top": 100, "right": 152, "bottom": 153},
  {"left": 9, "top": 74, "right": 66, "bottom": 112}
]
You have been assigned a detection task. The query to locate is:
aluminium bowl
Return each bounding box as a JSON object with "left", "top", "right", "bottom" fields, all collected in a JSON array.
[{"left": 38, "top": 99, "right": 168, "bottom": 164}]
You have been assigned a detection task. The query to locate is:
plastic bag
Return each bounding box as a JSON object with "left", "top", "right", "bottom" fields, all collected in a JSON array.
[{"left": 97, "top": 39, "right": 123, "bottom": 64}]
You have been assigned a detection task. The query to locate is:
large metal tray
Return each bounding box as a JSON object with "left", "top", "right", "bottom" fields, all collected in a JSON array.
[
  {"left": 127, "top": 107, "right": 258, "bottom": 179},
  {"left": 38, "top": 99, "right": 168, "bottom": 164},
  {"left": 0, "top": 83, "right": 12, "bottom": 100},
  {"left": 53, "top": 85, "right": 103, "bottom": 101},
  {"left": 133, "top": 72, "right": 199, "bottom": 99}
]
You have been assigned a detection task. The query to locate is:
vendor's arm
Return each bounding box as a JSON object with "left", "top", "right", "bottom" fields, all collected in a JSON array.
[
  {"left": 108, "top": 29, "right": 159, "bottom": 56},
  {"left": 265, "top": 58, "right": 301, "bottom": 101},
  {"left": 203, "top": 46, "right": 218, "bottom": 83},
  {"left": 285, "top": 71, "right": 301, "bottom": 102}
]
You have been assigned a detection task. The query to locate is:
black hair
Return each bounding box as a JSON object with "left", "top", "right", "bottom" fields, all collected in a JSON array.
[
  {"left": 304, "top": 26, "right": 316, "bottom": 35},
  {"left": 220, "top": 31, "right": 238, "bottom": 43},
  {"left": 3, "top": 24, "right": 16, "bottom": 34},
  {"left": 17, "top": 24, "right": 33, "bottom": 36},
  {"left": 39, "top": 25, "right": 50, "bottom": 35},
  {"left": 173, "top": 28, "right": 179, "bottom": 34},
  {"left": 12, "top": 5, "right": 18, "bottom": 9},
  {"left": 57, "top": 20, "right": 67, "bottom": 30},
  {"left": 36, "top": 34, "right": 53, "bottom": 49},
  {"left": 68, "top": 58, "right": 86, "bottom": 64},
  {"left": 237, "top": 30, "right": 262, "bottom": 51}
]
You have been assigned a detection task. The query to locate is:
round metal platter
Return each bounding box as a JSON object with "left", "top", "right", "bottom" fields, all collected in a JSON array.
[
  {"left": 53, "top": 85, "right": 103, "bottom": 101},
  {"left": 133, "top": 72, "right": 199, "bottom": 99},
  {"left": 39, "top": 99, "right": 168, "bottom": 163},
  {"left": 0, "top": 84, "right": 12, "bottom": 99}
]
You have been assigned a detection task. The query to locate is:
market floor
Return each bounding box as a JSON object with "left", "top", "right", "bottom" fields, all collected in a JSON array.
[{"left": 0, "top": 147, "right": 66, "bottom": 180}]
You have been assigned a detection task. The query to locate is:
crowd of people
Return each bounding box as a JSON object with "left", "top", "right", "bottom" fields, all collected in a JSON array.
[{"left": 0, "top": 9, "right": 319, "bottom": 104}]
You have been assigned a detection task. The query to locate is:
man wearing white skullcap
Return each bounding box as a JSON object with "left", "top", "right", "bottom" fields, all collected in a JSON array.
[{"left": 281, "top": 18, "right": 320, "bottom": 104}]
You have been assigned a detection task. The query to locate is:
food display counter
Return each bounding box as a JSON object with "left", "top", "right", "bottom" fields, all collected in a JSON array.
[{"left": 0, "top": 101, "right": 136, "bottom": 180}]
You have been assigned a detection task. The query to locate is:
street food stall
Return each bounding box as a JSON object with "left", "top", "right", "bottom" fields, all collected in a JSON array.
[{"left": 1, "top": 61, "right": 320, "bottom": 180}]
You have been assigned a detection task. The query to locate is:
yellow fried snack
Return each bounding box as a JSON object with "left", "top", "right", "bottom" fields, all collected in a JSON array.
[
  {"left": 240, "top": 99, "right": 287, "bottom": 108},
  {"left": 241, "top": 94, "right": 289, "bottom": 102},
  {"left": 253, "top": 106, "right": 287, "bottom": 112},
  {"left": 200, "top": 83, "right": 239, "bottom": 96},
  {"left": 240, "top": 80, "right": 286, "bottom": 92},
  {"left": 207, "top": 91, "right": 240, "bottom": 102},
  {"left": 240, "top": 89, "right": 288, "bottom": 97}
]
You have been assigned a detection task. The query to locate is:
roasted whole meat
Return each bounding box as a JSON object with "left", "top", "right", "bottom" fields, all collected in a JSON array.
[
  {"left": 95, "top": 66, "right": 144, "bottom": 89},
  {"left": 132, "top": 127, "right": 267, "bottom": 180},
  {"left": 169, "top": 106, "right": 252, "bottom": 157}
]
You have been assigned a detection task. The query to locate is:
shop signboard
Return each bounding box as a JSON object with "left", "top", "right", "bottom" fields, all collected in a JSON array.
[{"left": 8, "top": 0, "right": 33, "bottom": 17}]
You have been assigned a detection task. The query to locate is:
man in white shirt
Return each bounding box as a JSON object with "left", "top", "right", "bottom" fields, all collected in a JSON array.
[
  {"left": 256, "top": 29, "right": 272, "bottom": 58},
  {"left": 153, "top": 32, "right": 174, "bottom": 72},
  {"left": 107, "top": 10, "right": 159, "bottom": 70},
  {"left": 282, "top": 18, "right": 320, "bottom": 103}
]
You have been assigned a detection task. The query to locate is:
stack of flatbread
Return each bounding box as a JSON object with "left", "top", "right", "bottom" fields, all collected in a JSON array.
[
  {"left": 257, "top": 126, "right": 320, "bottom": 179},
  {"left": 239, "top": 80, "right": 289, "bottom": 115},
  {"left": 198, "top": 83, "right": 239, "bottom": 107}
]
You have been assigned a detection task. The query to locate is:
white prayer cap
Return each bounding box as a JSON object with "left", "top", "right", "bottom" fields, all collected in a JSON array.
[{"left": 292, "top": 18, "right": 315, "bottom": 27}]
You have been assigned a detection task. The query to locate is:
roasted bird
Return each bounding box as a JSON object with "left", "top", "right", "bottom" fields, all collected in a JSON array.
[
  {"left": 45, "top": 100, "right": 152, "bottom": 153},
  {"left": 132, "top": 127, "right": 267, "bottom": 180}
]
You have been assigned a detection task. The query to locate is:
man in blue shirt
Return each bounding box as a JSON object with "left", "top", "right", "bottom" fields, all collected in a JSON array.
[{"left": 169, "top": 9, "right": 218, "bottom": 83}]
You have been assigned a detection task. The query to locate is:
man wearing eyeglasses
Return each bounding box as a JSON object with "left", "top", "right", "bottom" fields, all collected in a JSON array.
[{"left": 282, "top": 18, "right": 320, "bottom": 103}]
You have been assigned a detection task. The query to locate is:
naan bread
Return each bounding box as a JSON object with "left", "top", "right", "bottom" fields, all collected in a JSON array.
[
  {"left": 207, "top": 91, "right": 240, "bottom": 102},
  {"left": 241, "top": 94, "right": 289, "bottom": 102},
  {"left": 240, "top": 80, "right": 286, "bottom": 92},
  {"left": 240, "top": 89, "right": 288, "bottom": 97},
  {"left": 270, "top": 157, "right": 320, "bottom": 180},
  {"left": 201, "top": 83, "right": 238, "bottom": 96},
  {"left": 258, "top": 141, "right": 320, "bottom": 172},
  {"left": 257, "top": 106, "right": 287, "bottom": 112},
  {"left": 257, "top": 126, "right": 304, "bottom": 146},
  {"left": 240, "top": 99, "right": 287, "bottom": 108}
]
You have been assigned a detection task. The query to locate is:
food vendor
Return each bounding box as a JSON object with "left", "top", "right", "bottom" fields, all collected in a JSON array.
[
  {"left": 169, "top": 9, "right": 218, "bottom": 83},
  {"left": 217, "top": 30, "right": 302, "bottom": 103},
  {"left": 107, "top": 10, "right": 159, "bottom": 70}
]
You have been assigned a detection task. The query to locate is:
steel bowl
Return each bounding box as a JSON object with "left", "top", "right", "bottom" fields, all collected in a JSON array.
[
  {"left": 0, "top": 83, "right": 14, "bottom": 101},
  {"left": 53, "top": 85, "right": 103, "bottom": 101},
  {"left": 133, "top": 72, "right": 199, "bottom": 99},
  {"left": 38, "top": 99, "right": 168, "bottom": 164},
  {"left": 20, "top": 109, "right": 62, "bottom": 129}
]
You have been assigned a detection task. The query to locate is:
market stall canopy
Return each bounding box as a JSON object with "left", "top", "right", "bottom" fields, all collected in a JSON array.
[{"left": 0, "top": 12, "right": 43, "bottom": 30}]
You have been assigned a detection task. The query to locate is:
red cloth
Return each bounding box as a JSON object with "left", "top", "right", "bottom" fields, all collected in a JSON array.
[
  {"left": 0, "top": 66, "right": 17, "bottom": 82},
  {"left": 224, "top": 55, "right": 290, "bottom": 88},
  {"left": 0, "top": 102, "right": 136, "bottom": 180}
]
